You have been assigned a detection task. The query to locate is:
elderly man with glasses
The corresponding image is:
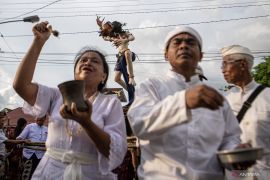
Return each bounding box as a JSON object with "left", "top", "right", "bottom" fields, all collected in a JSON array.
[{"left": 221, "top": 45, "right": 270, "bottom": 180}]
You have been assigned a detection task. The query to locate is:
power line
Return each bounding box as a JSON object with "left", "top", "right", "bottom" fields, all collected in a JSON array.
[
  {"left": 0, "top": 54, "right": 268, "bottom": 63},
  {"left": 1, "top": 2, "right": 269, "bottom": 24},
  {"left": 129, "top": 14, "right": 270, "bottom": 30},
  {"left": 1, "top": 0, "right": 138, "bottom": 5},
  {"left": 2, "top": 14, "right": 269, "bottom": 38},
  {"left": 0, "top": 30, "right": 97, "bottom": 37},
  {"left": 3, "top": 0, "right": 268, "bottom": 14},
  {"left": 1, "top": 0, "right": 218, "bottom": 10},
  {"left": 37, "top": 3, "right": 270, "bottom": 19},
  {"left": 1, "top": 50, "right": 270, "bottom": 56},
  {"left": 0, "top": 50, "right": 270, "bottom": 64},
  {"left": 23, "top": 1, "right": 270, "bottom": 14},
  {"left": 0, "top": 32, "right": 18, "bottom": 59},
  {"left": 0, "top": 0, "right": 62, "bottom": 22},
  {"left": 0, "top": 59, "right": 267, "bottom": 65}
]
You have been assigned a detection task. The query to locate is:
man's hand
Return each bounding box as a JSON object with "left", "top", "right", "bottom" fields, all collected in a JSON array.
[
  {"left": 186, "top": 84, "right": 224, "bottom": 110},
  {"left": 235, "top": 141, "right": 252, "bottom": 149},
  {"left": 230, "top": 142, "right": 256, "bottom": 170}
]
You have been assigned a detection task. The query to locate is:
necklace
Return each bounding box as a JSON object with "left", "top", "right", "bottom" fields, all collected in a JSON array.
[
  {"left": 65, "top": 91, "right": 99, "bottom": 137},
  {"left": 88, "top": 91, "right": 99, "bottom": 104},
  {"left": 65, "top": 120, "right": 82, "bottom": 137}
]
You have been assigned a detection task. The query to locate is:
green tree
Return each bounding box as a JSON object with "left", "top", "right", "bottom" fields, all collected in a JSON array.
[{"left": 252, "top": 56, "right": 270, "bottom": 87}]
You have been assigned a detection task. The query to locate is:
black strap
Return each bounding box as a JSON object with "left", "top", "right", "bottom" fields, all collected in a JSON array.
[{"left": 237, "top": 85, "right": 266, "bottom": 123}]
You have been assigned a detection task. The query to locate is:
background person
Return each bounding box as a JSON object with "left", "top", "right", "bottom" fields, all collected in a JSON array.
[
  {"left": 221, "top": 45, "right": 270, "bottom": 180},
  {"left": 14, "top": 118, "right": 27, "bottom": 139},
  {"left": 0, "top": 112, "right": 28, "bottom": 179},
  {"left": 16, "top": 115, "right": 48, "bottom": 180}
]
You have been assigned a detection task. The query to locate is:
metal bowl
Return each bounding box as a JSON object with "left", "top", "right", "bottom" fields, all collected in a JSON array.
[{"left": 217, "top": 147, "right": 263, "bottom": 169}]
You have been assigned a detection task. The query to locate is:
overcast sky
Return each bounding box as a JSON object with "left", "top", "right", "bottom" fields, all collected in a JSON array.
[{"left": 0, "top": 0, "right": 270, "bottom": 109}]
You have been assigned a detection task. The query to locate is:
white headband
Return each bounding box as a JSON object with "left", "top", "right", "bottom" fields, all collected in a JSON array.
[
  {"left": 164, "top": 26, "right": 202, "bottom": 51},
  {"left": 221, "top": 45, "right": 254, "bottom": 59}
]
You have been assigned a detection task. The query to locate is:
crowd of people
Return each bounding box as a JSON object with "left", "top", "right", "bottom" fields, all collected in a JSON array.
[
  {"left": 0, "top": 20, "right": 269, "bottom": 180},
  {"left": 0, "top": 113, "right": 47, "bottom": 179}
]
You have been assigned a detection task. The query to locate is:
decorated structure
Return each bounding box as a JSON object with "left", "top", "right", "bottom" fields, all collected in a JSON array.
[{"left": 96, "top": 16, "right": 137, "bottom": 105}]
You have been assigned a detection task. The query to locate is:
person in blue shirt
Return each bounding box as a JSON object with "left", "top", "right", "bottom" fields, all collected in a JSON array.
[{"left": 16, "top": 115, "right": 48, "bottom": 180}]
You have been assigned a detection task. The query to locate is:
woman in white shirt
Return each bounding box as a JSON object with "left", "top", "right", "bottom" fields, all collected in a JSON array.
[{"left": 13, "top": 21, "right": 127, "bottom": 180}]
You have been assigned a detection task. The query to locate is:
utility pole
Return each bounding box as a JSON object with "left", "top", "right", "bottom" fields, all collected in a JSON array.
[{"left": 0, "top": 15, "right": 39, "bottom": 25}]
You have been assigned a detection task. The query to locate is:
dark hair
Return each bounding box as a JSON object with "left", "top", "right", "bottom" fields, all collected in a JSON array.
[
  {"left": 73, "top": 47, "right": 109, "bottom": 91},
  {"left": 111, "top": 21, "right": 126, "bottom": 35},
  {"left": 99, "top": 20, "right": 127, "bottom": 38},
  {"left": 14, "top": 118, "right": 27, "bottom": 138}
]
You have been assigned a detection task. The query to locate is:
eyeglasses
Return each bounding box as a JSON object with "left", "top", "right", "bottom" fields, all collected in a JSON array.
[{"left": 221, "top": 59, "right": 243, "bottom": 69}]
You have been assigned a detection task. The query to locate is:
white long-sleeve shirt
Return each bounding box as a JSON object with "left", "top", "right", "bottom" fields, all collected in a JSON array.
[
  {"left": 128, "top": 70, "right": 241, "bottom": 180},
  {"left": 225, "top": 80, "right": 270, "bottom": 179},
  {"left": 23, "top": 84, "right": 127, "bottom": 180},
  {"left": 17, "top": 123, "right": 48, "bottom": 159}
]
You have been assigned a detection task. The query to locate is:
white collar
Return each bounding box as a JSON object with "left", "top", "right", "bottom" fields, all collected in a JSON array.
[
  {"left": 233, "top": 80, "right": 258, "bottom": 93},
  {"left": 166, "top": 70, "right": 200, "bottom": 86}
]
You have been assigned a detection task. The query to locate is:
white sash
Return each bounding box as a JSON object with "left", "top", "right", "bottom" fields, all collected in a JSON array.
[{"left": 45, "top": 148, "right": 97, "bottom": 180}]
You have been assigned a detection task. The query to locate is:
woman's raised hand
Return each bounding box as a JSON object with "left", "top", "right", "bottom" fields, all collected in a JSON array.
[{"left": 32, "top": 21, "right": 52, "bottom": 43}]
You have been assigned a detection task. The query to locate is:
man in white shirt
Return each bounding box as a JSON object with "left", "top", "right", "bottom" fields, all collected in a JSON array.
[
  {"left": 221, "top": 45, "right": 270, "bottom": 180},
  {"left": 127, "top": 26, "right": 243, "bottom": 180},
  {"left": 17, "top": 115, "right": 48, "bottom": 180}
]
